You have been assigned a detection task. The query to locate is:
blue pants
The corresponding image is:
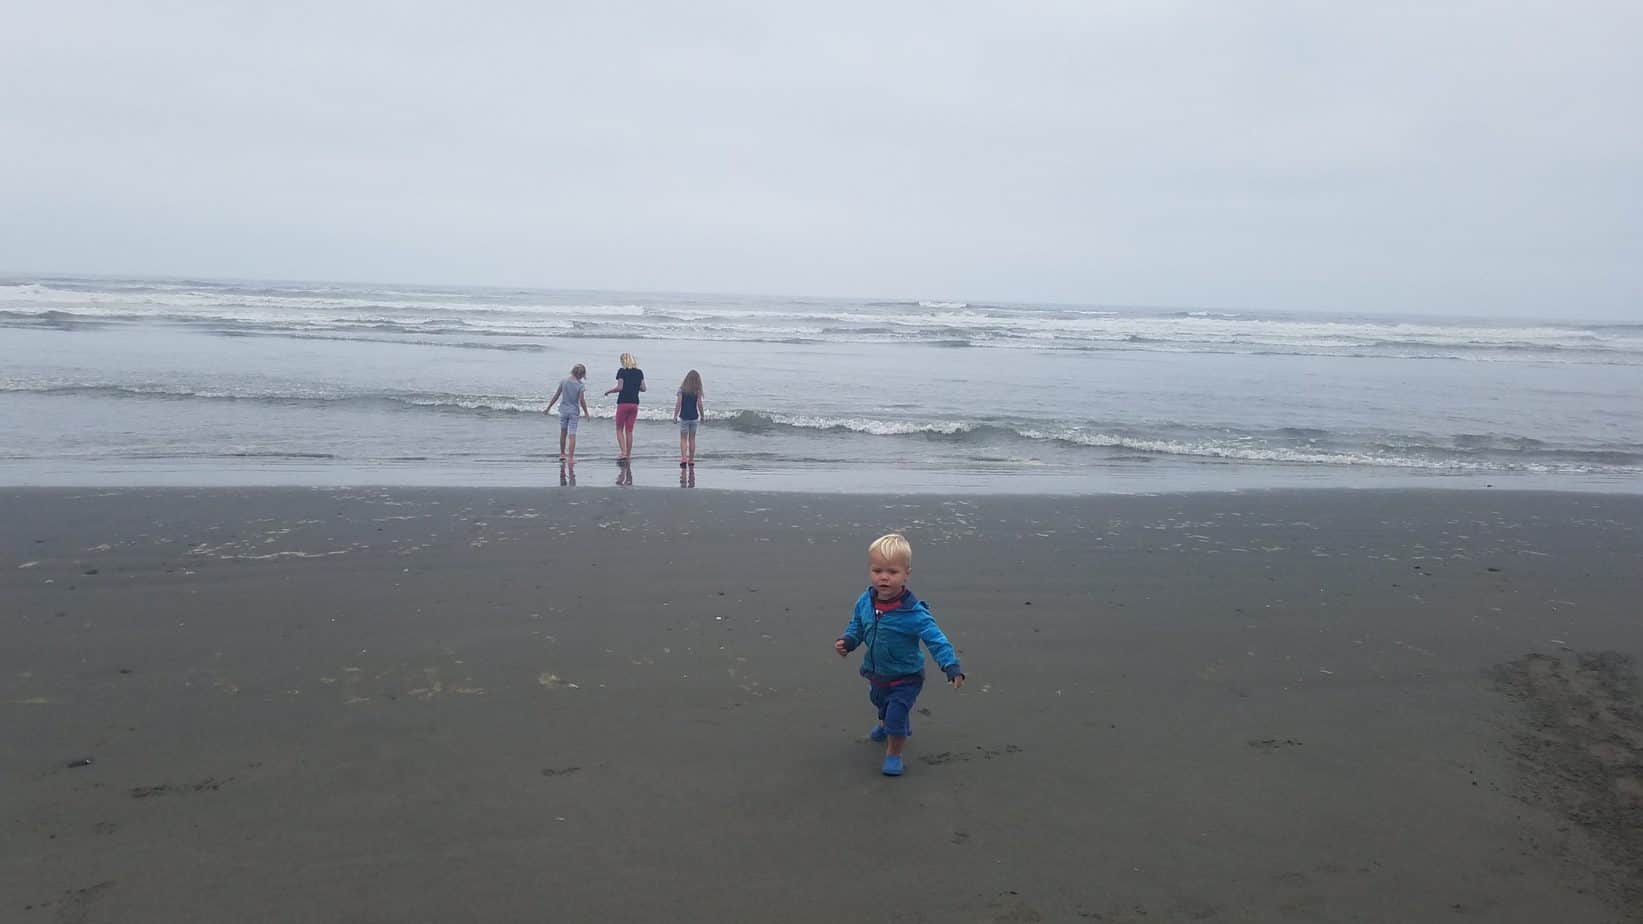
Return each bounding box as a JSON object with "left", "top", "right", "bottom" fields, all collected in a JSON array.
[{"left": 868, "top": 676, "right": 924, "bottom": 737}]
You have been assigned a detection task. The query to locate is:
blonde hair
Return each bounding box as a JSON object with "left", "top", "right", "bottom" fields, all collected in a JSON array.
[
  {"left": 868, "top": 533, "right": 911, "bottom": 568},
  {"left": 619, "top": 353, "right": 638, "bottom": 369},
  {"left": 680, "top": 369, "right": 703, "bottom": 396},
  {"left": 571, "top": 363, "right": 586, "bottom": 379}
]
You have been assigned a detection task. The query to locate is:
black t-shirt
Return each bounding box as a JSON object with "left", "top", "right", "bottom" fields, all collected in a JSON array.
[
  {"left": 678, "top": 391, "right": 699, "bottom": 421},
  {"left": 616, "top": 368, "right": 644, "bottom": 404}
]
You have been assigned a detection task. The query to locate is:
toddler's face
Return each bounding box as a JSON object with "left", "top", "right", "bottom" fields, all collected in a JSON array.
[{"left": 868, "top": 552, "right": 910, "bottom": 601}]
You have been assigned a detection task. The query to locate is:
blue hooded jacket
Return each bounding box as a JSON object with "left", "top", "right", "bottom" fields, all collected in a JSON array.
[{"left": 838, "top": 587, "right": 963, "bottom": 682}]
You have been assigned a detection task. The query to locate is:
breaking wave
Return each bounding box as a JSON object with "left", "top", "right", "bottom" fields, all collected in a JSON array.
[
  {"left": 4, "top": 278, "right": 1639, "bottom": 364},
  {"left": 5, "top": 377, "right": 1638, "bottom": 476}
]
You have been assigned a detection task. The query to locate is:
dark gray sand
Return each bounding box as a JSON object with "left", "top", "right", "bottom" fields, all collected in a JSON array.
[{"left": 3, "top": 487, "right": 1641, "bottom": 923}]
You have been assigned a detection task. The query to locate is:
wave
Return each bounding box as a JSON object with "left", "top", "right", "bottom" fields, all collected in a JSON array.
[
  {"left": 7, "top": 379, "right": 1638, "bottom": 475},
  {"left": 719, "top": 411, "right": 1642, "bottom": 474},
  {"left": 5, "top": 384, "right": 974, "bottom": 438},
  {"left": 724, "top": 409, "right": 976, "bottom": 437},
  {"left": 12, "top": 310, "right": 1635, "bottom": 364},
  {"left": 9, "top": 279, "right": 1643, "bottom": 368},
  {"left": 5, "top": 279, "right": 1641, "bottom": 364},
  {"left": 0, "top": 381, "right": 701, "bottom": 422},
  {"left": 224, "top": 331, "right": 555, "bottom": 353},
  {"left": 1016, "top": 427, "right": 1643, "bottom": 473},
  {"left": 1011, "top": 429, "right": 1632, "bottom": 474}
]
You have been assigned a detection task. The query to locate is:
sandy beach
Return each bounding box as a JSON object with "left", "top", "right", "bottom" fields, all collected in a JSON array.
[{"left": 3, "top": 486, "right": 1641, "bottom": 923}]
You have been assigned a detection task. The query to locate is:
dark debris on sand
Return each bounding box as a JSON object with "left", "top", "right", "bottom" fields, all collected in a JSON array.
[{"left": 128, "top": 777, "right": 234, "bottom": 799}]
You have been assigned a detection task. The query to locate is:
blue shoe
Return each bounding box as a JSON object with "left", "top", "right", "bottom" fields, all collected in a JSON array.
[
  {"left": 868, "top": 724, "right": 888, "bottom": 742},
  {"left": 881, "top": 755, "right": 904, "bottom": 776}
]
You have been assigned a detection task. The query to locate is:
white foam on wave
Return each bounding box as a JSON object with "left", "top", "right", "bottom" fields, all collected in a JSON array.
[
  {"left": 747, "top": 411, "right": 974, "bottom": 436},
  {"left": 1014, "top": 428, "right": 1622, "bottom": 474},
  {"left": 724, "top": 410, "right": 1638, "bottom": 473},
  {"left": 1, "top": 378, "right": 364, "bottom": 403},
  {"left": 5, "top": 278, "right": 1640, "bottom": 363},
  {"left": 404, "top": 395, "right": 541, "bottom": 414},
  {"left": 406, "top": 397, "right": 684, "bottom": 421},
  {"left": 0, "top": 280, "right": 649, "bottom": 325}
]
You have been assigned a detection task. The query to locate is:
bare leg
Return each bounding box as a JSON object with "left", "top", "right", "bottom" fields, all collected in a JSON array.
[
  {"left": 886, "top": 735, "right": 906, "bottom": 757},
  {"left": 679, "top": 430, "right": 688, "bottom": 463},
  {"left": 687, "top": 430, "right": 697, "bottom": 464},
  {"left": 566, "top": 433, "right": 577, "bottom": 465},
  {"left": 558, "top": 427, "right": 567, "bottom": 459}
]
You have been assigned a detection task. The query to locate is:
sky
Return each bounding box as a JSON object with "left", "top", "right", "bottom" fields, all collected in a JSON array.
[{"left": 2, "top": 1, "right": 1639, "bottom": 318}]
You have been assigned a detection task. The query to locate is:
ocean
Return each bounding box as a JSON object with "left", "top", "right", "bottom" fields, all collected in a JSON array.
[{"left": 2, "top": 275, "right": 1640, "bottom": 493}]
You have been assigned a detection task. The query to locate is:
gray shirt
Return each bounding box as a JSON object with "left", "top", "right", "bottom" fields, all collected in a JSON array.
[{"left": 557, "top": 377, "right": 586, "bottom": 416}]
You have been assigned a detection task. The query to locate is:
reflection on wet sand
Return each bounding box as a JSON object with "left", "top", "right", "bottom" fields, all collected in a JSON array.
[
  {"left": 679, "top": 465, "right": 695, "bottom": 488},
  {"left": 616, "top": 458, "right": 634, "bottom": 487},
  {"left": 559, "top": 461, "right": 576, "bottom": 487}
]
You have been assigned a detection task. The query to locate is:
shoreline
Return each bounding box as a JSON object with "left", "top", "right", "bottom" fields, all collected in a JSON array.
[
  {"left": 0, "top": 481, "right": 1639, "bottom": 495},
  {"left": 5, "top": 487, "right": 1642, "bottom": 922},
  {"left": 3, "top": 462, "right": 1640, "bottom": 495}
]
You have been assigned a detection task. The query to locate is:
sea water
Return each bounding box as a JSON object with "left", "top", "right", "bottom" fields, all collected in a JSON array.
[{"left": 2, "top": 276, "right": 1639, "bottom": 493}]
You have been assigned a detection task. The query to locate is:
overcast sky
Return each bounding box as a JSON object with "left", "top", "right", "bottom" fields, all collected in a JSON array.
[{"left": 3, "top": 1, "right": 1639, "bottom": 317}]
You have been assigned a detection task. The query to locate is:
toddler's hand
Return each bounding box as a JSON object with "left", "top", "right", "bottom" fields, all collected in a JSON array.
[
  {"left": 949, "top": 674, "right": 966, "bottom": 689},
  {"left": 833, "top": 639, "right": 848, "bottom": 657}
]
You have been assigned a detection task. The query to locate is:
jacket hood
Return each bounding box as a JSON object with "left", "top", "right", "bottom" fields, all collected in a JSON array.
[{"left": 861, "top": 587, "right": 925, "bottom": 615}]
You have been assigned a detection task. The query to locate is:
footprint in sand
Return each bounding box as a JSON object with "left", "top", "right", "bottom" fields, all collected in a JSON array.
[
  {"left": 919, "top": 744, "right": 1024, "bottom": 765},
  {"left": 1247, "top": 738, "right": 1303, "bottom": 751}
]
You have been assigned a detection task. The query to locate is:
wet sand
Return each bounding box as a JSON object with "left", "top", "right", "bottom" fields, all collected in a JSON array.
[{"left": 3, "top": 487, "right": 1641, "bottom": 923}]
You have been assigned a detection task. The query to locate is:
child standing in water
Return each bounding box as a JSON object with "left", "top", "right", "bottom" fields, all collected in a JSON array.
[
  {"left": 673, "top": 369, "right": 706, "bottom": 467},
  {"left": 603, "top": 353, "right": 645, "bottom": 462},
  {"left": 544, "top": 364, "right": 590, "bottom": 466}
]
